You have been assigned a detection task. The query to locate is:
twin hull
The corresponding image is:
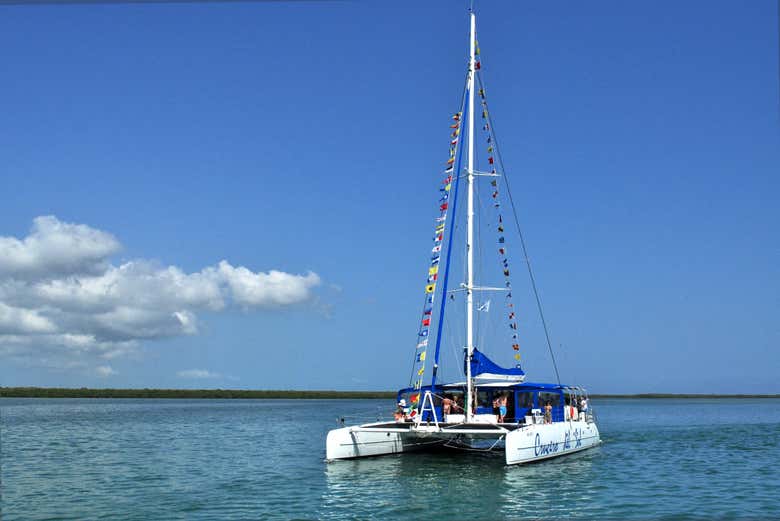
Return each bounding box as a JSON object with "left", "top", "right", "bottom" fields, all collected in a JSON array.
[{"left": 326, "top": 420, "right": 600, "bottom": 465}]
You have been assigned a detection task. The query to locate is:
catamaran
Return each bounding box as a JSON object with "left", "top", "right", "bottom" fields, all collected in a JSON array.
[{"left": 326, "top": 8, "right": 601, "bottom": 465}]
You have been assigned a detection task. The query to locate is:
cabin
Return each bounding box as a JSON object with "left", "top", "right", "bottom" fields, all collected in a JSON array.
[{"left": 396, "top": 382, "right": 591, "bottom": 425}]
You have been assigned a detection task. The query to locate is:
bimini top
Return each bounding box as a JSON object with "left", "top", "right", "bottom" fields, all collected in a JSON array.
[{"left": 397, "top": 351, "right": 582, "bottom": 394}]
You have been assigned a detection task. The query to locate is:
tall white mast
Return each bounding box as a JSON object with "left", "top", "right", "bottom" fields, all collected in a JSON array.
[{"left": 465, "top": 10, "right": 476, "bottom": 422}]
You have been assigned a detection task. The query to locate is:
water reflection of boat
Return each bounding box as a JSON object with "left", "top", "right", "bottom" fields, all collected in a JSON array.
[
  {"left": 327, "top": 6, "right": 600, "bottom": 466},
  {"left": 320, "top": 448, "right": 601, "bottom": 518},
  {"left": 500, "top": 448, "right": 599, "bottom": 518}
]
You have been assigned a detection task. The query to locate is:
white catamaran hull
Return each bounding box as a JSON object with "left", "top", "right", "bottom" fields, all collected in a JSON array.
[
  {"left": 327, "top": 419, "right": 600, "bottom": 464},
  {"left": 504, "top": 420, "right": 600, "bottom": 465},
  {"left": 326, "top": 424, "right": 447, "bottom": 460}
]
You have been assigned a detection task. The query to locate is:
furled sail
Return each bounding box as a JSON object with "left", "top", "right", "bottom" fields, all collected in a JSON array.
[{"left": 468, "top": 348, "right": 525, "bottom": 383}]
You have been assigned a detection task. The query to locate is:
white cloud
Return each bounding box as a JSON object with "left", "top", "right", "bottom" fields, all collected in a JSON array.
[
  {"left": 0, "top": 302, "right": 57, "bottom": 334},
  {"left": 0, "top": 215, "right": 120, "bottom": 279},
  {"left": 216, "top": 261, "right": 321, "bottom": 307},
  {"left": 177, "top": 369, "right": 221, "bottom": 379},
  {"left": 0, "top": 216, "right": 322, "bottom": 370},
  {"left": 95, "top": 365, "right": 116, "bottom": 377}
]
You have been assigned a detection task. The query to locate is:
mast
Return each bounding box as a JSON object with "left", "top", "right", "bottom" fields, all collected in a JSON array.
[{"left": 465, "top": 10, "right": 476, "bottom": 422}]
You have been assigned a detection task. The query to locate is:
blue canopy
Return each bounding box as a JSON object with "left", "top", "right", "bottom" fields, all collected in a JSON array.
[{"left": 468, "top": 348, "right": 525, "bottom": 380}]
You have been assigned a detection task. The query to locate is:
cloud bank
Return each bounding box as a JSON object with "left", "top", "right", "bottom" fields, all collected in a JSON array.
[{"left": 0, "top": 216, "right": 321, "bottom": 372}]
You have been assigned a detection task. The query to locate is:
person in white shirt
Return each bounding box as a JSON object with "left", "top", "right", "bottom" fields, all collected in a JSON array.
[{"left": 579, "top": 397, "right": 588, "bottom": 421}]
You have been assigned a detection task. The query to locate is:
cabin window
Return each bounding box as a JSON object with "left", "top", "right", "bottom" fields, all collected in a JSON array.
[
  {"left": 476, "top": 390, "right": 491, "bottom": 409},
  {"left": 538, "top": 391, "right": 560, "bottom": 408},
  {"left": 516, "top": 391, "right": 534, "bottom": 409}
]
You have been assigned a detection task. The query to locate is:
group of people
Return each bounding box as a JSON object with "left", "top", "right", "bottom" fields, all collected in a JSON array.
[
  {"left": 492, "top": 393, "right": 509, "bottom": 422},
  {"left": 394, "top": 399, "right": 411, "bottom": 421},
  {"left": 441, "top": 394, "right": 464, "bottom": 417},
  {"left": 561, "top": 396, "right": 589, "bottom": 423},
  {"left": 394, "top": 394, "right": 467, "bottom": 422},
  {"left": 394, "top": 393, "right": 589, "bottom": 424}
]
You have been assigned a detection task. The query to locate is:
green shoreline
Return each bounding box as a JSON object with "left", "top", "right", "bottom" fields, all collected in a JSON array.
[{"left": 1, "top": 387, "right": 778, "bottom": 399}]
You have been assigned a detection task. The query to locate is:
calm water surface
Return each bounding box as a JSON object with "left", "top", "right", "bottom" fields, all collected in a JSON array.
[{"left": 2, "top": 398, "right": 779, "bottom": 520}]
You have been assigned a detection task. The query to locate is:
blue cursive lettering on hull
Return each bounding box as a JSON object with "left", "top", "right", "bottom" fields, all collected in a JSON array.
[{"left": 534, "top": 433, "right": 560, "bottom": 457}]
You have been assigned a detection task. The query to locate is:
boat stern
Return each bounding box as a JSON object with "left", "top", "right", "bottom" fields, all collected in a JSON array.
[
  {"left": 505, "top": 420, "right": 601, "bottom": 465},
  {"left": 326, "top": 425, "right": 406, "bottom": 461}
]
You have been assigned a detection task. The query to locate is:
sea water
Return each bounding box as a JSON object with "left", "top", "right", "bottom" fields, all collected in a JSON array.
[{"left": 1, "top": 398, "right": 779, "bottom": 520}]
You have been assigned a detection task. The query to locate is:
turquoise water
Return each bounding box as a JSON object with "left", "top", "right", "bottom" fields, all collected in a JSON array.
[{"left": 1, "top": 398, "right": 779, "bottom": 520}]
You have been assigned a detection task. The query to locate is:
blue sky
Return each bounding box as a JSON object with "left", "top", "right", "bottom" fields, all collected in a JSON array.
[{"left": 0, "top": 0, "right": 777, "bottom": 393}]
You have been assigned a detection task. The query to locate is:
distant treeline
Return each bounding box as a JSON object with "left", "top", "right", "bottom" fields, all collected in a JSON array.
[{"left": 0, "top": 388, "right": 777, "bottom": 400}]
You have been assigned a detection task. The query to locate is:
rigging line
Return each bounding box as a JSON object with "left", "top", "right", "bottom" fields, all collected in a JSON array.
[
  {"left": 474, "top": 178, "right": 491, "bottom": 352},
  {"left": 476, "top": 71, "right": 562, "bottom": 386},
  {"left": 473, "top": 160, "right": 482, "bottom": 343},
  {"left": 430, "top": 74, "right": 470, "bottom": 393},
  {"left": 407, "top": 77, "right": 468, "bottom": 390},
  {"left": 407, "top": 290, "right": 432, "bottom": 387},
  {"left": 444, "top": 311, "right": 458, "bottom": 380}
]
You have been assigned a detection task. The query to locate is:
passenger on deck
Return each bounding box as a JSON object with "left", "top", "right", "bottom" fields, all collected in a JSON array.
[
  {"left": 442, "top": 395, "right": 453, "bottom": 417},
  {"left": 544, "top": 401, "right": 552, "bottom": 424},
  {"left": 452, "top": 396, "right": 463, "bottom": 413},
  {"left": 579, "top": 397, "right": 588, "bottom": 421},
  {"left": 394, "top": 399, "right": 408, "bottom": 422},
  {"left": 497, "top": 393, "right": 508, "bottom": 423}
]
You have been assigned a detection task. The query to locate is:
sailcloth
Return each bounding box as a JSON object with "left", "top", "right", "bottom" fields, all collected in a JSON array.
[{"left": 468, "top": 349, "right": 525, "bottom": 383}]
